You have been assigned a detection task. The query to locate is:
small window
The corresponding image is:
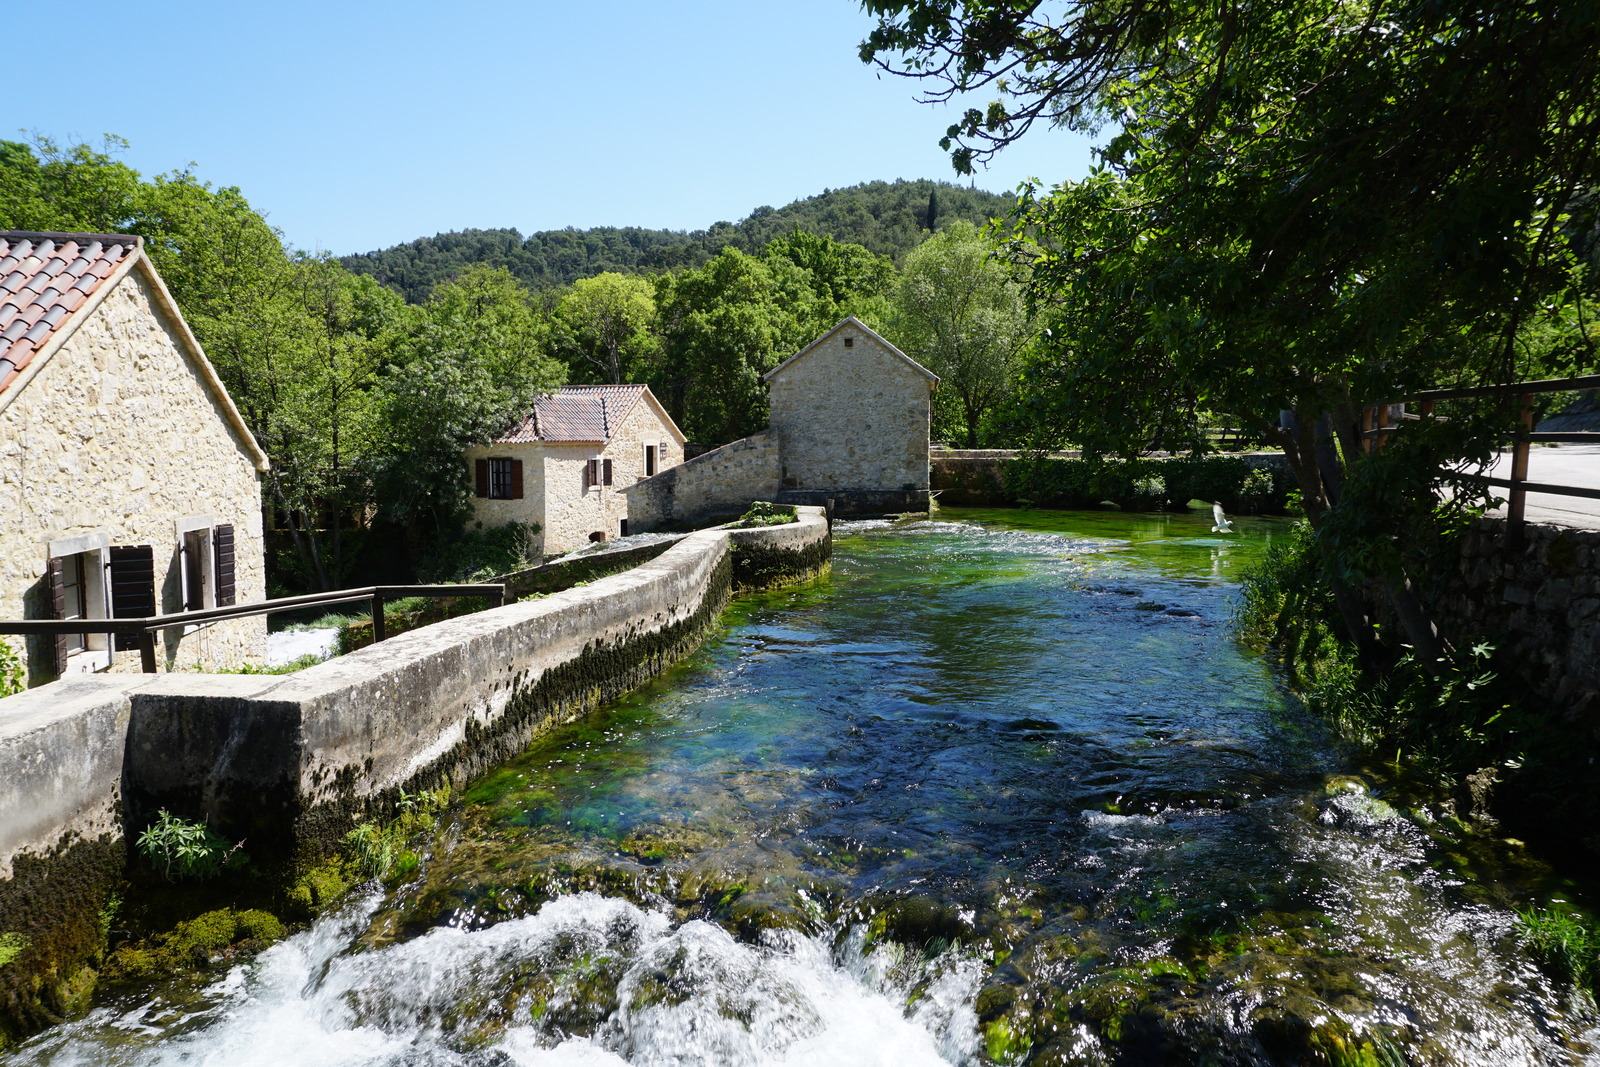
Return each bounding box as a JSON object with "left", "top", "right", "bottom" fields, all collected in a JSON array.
[
  {"left": 587, "top": 458, "right": 612, "bottom": 488},
  {"left": 844, "top": 336, "right": 854, "bottom": 348},
  {"left": 47, "top": 532, "right": 112, "bottom": 675},
  {"left": 489, "top": 457, "right": 514, "bottom": 499},
  {"left": 59, "top": 554, "right": 90, "bottom": 654},
  {"left": 645, "top": 444, "right": 657, "bottom": 477}
]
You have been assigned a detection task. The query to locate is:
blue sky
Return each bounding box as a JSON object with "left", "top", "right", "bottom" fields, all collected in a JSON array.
[{"left": 12, "top": 1, "right": 1097, "bottom": 256}]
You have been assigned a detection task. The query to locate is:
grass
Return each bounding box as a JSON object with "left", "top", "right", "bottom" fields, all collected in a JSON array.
[{"left": 1517, "top": 905, "right": 1600, "bottom": 995}]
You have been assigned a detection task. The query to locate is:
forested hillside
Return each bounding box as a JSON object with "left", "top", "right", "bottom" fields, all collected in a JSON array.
[{"left": 341, "top": 180, "right": 1012, "bottom": 301}]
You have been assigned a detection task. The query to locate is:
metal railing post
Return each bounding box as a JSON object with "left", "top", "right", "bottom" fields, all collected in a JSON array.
[
  {"left": 371, "top": 592, "right": 386, "bottom": 643},
  {"left": 1508, "top": 393, "right": 1533, "bottom": 545},
  {"left": 138, "top": 629, "right": 158, "bottom": 674}
]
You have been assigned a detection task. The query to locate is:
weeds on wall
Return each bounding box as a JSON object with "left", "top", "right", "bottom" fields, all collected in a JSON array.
[
  {"left": 730, "top": 501, "right": 797, "bottom": 528},
  {"left": 0, "top": 638, "right": 23, "bottom": 698},
  {"left": 135, "top": 812, "right": 248, "bottom": 882},
  {"left": 344, "top": 786, "right": 450, "bottom": 882}
]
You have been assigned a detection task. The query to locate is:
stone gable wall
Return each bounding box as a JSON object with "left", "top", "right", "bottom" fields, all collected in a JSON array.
[
  {"left": 0, "top": 269, "right": 266, "bottom": 685},
  {"left": 768, "top": 332, "right": 932, "bottom": 492},
  {"left": 464, "top": 440, "right": 548, "bottom": 551}
]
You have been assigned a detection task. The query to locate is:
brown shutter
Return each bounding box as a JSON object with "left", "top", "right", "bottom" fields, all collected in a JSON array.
[
  {"left": 47, "top": 556, "right": 68, "bottom": 676},
  {"left": 109, "top": 545, "right": 156, "bottom": 652},
  {"left": 584, "top": 459, "right": 595, "bottom": 490},
  {"left": 474, "top": 458, "right": 490, "bottom": 497},
  {"left": 603, "top": 459, "right": 613, "bottom": 486},
  {"left": 509, "top": 459, "right": 524, "bottom": 499},
  {"left": 213, "top": 525, "right": 236, "bottom": 606}
]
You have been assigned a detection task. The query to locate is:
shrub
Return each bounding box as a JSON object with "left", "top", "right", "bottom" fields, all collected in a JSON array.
[
  {"left": 421, "top": 521, "right": 539, "bottom": 581},
  {"left": 730, "top": 501, "right": 797, "bottom": 528},
  {"left": 1000, "top": 455, "right": 1292, "bottom": 513},
  {"left": 136, "top": 811, "right": 247, "bottom": 881}
]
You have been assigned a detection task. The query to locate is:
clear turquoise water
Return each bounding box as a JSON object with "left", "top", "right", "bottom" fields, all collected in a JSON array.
[{"left": 9, "top": 509, "right": 1595, "bottom": 1066}]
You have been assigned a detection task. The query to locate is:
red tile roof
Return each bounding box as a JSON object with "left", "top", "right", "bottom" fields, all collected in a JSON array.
[
  {"left": 496, "top": 384, "right": 650, "bottom": 443},
  {"left": 0, "top": 232, "right": 140, "bottom": 396}
]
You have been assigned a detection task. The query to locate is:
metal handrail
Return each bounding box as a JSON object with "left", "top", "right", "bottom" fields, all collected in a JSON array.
[
  {"left": 0, "top": 583, "right": 505, "bottom": 674},
  {"left": 1364, "top": 374, "right": 1600, "bottom": 539}
]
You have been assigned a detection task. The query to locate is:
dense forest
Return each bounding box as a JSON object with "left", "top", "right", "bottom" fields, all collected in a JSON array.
[{"left": 340, "top": 180, "right": 1013, "bottom": 301}]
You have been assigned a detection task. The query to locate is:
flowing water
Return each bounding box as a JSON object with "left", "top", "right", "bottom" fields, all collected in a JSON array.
[{"left": 9, "top": 509, "right": 1598, "bottom": 1066}]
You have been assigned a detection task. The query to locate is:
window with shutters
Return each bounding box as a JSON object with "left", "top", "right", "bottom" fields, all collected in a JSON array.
[
  {"left": 108, "top": 544, "right": 157, "bottom": 651},
  {"left": 585, "top": 457, "right": 612, "bottom": 490},
  {"left": 46, "top": 532, "right": 111, "bottom": 675},
  {"left": 176, "top": 517, "right": 239, "bottom": 613},
  {"left": 474, "top": 456, "right": 523, "bottom": 500}
]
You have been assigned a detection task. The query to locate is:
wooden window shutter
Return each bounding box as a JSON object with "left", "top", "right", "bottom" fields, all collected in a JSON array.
[
  {"left": 108, "top": 545, "right": 156, "bottom": 652},
  {"left": 213, "top": 524, "right": 236, "bottom": 606},
  {"left": 474, "top": 458, "right": 490, "bottom": 497},
  {"left": 603, "top": 459, "right": 613, "bottom": 486},
  {"left": 509, "top": 459, "right": 524, "bottom": 499},
  {"left": 47, "top": 556, "right": 68, "bottom": 676}
]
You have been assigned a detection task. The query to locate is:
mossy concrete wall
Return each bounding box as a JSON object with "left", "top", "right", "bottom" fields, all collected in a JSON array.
[{"left": 0, "top": 508, "right": 829, "bottom": 1042}]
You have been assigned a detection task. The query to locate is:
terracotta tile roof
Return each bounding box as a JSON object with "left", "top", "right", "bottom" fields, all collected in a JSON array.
[
  {"left": 0, "top": 231, "right": 139, "bottom": 396},
  {"left": 496, "top": 384, "right": 650, "bottom": 443}
]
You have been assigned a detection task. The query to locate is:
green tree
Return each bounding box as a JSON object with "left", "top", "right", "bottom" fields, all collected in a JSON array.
[
  {"left": 654, "top": 248, "right": 820, "bottom": 443},
  {"left": 892, "top": 221, "right": 1030, "bottom": 448},
  {"left": 550, "top": 271, "right": 660, "bottom": 384},
  {"left": 863, "top": 0, "right": 1600, "bottom": 663},
  {"left": 0, "top": 134, "right": 142, "bottom": 233},
  {"left": 373, "top": 266, "right": 564, "bottom": 539}
]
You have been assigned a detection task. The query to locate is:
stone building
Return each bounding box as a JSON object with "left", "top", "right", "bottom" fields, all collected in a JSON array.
[
  {"left": 465, "top": 384, "right": 686, "bottom": 555},
  {"left": 625, "top": 316, "right": 937, "bottom": 529},
  {"left": 0, "top": 231, "right": 271, "bottom": 686}
]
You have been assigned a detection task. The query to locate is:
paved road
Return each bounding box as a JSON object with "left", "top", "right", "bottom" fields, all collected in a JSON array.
[{"left": 1483, "top": 444, "right": 1600, "bottom": 529}]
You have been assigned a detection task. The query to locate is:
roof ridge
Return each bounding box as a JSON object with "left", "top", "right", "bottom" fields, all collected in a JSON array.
[{"left": 0, "top": 230, "right": 145, "bottom": 246}]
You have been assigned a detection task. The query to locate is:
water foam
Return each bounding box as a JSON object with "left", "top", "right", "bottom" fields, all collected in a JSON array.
[{"left": 6, "top": 893, "right": 980, "bottom": 1067}]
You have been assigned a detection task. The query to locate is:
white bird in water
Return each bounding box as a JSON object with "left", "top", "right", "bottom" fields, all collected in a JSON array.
[{"left": 1211, "top": 502, "right": 1234, "bottom": 534}]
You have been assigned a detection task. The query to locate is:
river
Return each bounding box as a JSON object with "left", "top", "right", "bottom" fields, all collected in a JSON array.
[{"left": 8, "top": 509, "right": 1597, "bottom": 1065}]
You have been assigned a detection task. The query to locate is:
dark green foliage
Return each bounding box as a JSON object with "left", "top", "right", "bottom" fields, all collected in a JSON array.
[
  {"left": 418, "top": 521, "right": 539, "bottom": 582},
  {"left": 342, "top": 181, "right": 1012, "bottom": 301},
  {"left": 1002, "top": 456, "right": 1292, "bottom": 513}
]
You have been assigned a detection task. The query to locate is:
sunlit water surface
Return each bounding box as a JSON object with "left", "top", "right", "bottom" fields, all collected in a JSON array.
[{"left": 9, "top": 510, "right": 1597, "bottom": 1066}]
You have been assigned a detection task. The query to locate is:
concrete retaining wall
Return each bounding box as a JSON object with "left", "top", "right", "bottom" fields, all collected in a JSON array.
[{"left": 0, "top": 507, "right": 830, "bottom": 1042}]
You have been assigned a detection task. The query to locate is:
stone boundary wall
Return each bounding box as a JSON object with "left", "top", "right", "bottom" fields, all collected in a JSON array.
[
  {"left": 1433, "top": 518, "right": 1600, "bottom": 730},
  {"left": 624, "top": 431, "right": 781, "bottom": 530},
  {"left": 931, "top": 450, "right": 1292, "bottom": 507},
  {"left": 0, "top": 508, "right": 830, "bottom": 1042}
]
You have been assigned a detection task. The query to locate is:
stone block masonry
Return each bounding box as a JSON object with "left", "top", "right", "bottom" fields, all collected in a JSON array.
[
  {"left": 625, "top": 431, "right": 782, "bottom": 530},
  {"left": 1434, "top": 518, "right": 1600, "bottom": 730},
  {"left": 0, "top": 508, "right": 830, "bottom": 1043}
]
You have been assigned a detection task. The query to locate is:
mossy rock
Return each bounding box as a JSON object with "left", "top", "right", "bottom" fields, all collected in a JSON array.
[{"left": 102, "top": 908, "right": 286, "bottom": 983}]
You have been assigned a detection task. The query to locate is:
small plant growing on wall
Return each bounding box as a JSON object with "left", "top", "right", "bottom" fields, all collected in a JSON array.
[
  {"left": 136, "top": 811, "right": 247, "bottom": 881},
  {"left": 0, "top": 637, "right": 23, "bottom": 698},
  {"left": 731, "top": 501, "right": 797, "bottom": 528}
]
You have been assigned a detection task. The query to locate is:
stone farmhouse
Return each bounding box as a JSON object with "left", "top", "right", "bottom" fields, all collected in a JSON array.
[
  {"left": 466, "top": 384, "right": 686, "bottom": 555},
  {"left": 0, "top": 231, "right": 271, "bottom": 687},
  {"left": 625, "top": 316, "right": 938, "bottom": 529}
]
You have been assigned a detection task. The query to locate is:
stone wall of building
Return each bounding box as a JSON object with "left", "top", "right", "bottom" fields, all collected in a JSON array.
[
  {"left": 768, "top": 330, "right": 933, "bottom": 493},
  {"left": 467, "top": 395, "right": 684, "bottom": 557},
  {"left": 624, "top": 431, "right": 782, "bottom": 530},
  {"left": 0, "top": 269, "right": 266, "bottom": 685},
  {"left": 1433, "top": 519, "right": 1600, "bottom": 730},
  {"left": 463, "top": 439, "right": 548, "bottom": 552}
]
